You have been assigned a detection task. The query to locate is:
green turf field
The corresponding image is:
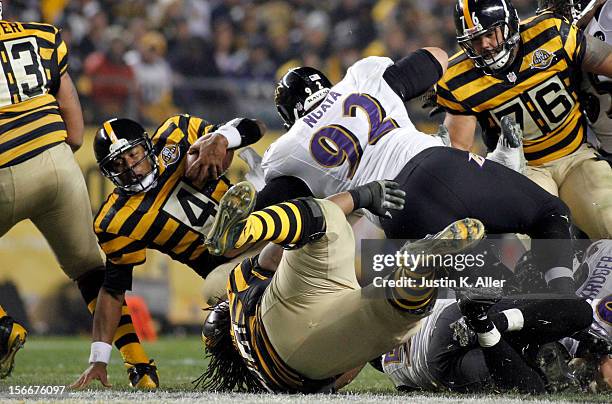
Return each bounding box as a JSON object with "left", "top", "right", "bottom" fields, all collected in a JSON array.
[{"left": 0, "top": 336, "right": 610, "bottom": 403}]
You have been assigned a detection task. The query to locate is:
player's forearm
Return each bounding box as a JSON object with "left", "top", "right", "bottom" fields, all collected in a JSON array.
[
  {"left": 327, "top": 192, "right": 356, "bottom": 216},
  {"left": 56, "top": 74, "right": 85, "bottom": 152},
  {"left": 444, "top": 113, "right": 477, "bottom": 150},
  {"left": 92, "top": 287, "right": 123, "bottom": 345},
  {"left": 582, "top": 34, "right": 612, "bottom": 78}
]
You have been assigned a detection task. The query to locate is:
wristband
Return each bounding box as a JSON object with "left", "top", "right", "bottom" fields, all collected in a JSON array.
[
  {"left": 215, "top": 123, "right": 242, "bottom": 149},
  {"left": 89, "top": 341, "right": 112, "bottom": 364}
]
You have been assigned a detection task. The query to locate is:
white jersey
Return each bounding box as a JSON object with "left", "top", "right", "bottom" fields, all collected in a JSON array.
[
  {"left": 262, "top": 57, "right": 442, "bottom": 198},
  {"left": 583, "top": 1, "right": 612, "bottom": 153},
  {"left": 382, "top": 299, "right": 455, "bottom": 390}
]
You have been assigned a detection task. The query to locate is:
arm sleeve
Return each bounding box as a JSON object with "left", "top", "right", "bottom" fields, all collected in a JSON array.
[
  {"left": 215, "top": 118, "right": 264, "bottom": 149},
  {"left": 382, "top": 49, "right": 444, "bottom": 102},
  {"left": 102, "top": 261, "right": 134, "bottom": 294},
  {"left": 255, "top": 176, "right": 313, "bottom": 210}
]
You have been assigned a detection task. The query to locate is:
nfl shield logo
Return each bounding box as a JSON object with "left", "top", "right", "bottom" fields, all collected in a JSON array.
[
  {"left": 506, "top": 72, "right": 517, "bottom": 83},
  {"left": 161, "top": 145, "right": 180, "bottom": 166}
]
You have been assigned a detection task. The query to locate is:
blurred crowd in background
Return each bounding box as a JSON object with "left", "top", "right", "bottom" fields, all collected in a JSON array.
[{"left": 4, "top": 0, "right": 534, "bottom": 129}]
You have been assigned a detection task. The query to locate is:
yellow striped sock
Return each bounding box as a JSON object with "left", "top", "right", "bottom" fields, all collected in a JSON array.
[
  {"left": 235, "top": 202, "right": 303, "bottom": 248},
  {"left": 87, "top": 298, "right": 150, "bottom": 364}
]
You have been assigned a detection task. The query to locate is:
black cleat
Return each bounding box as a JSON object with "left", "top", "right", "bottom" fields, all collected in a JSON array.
[
  {"left": 126, "top": 360, "right": 159, "bottom": 389},
  {"left": 0, "top": 316, "right": 27, "bottom": 379},
  {"left": 537, "top": 342, "right": 580, "bottom": 393},
  {"left": 456, "top": 287, "right": 503, "bottom": 333}
]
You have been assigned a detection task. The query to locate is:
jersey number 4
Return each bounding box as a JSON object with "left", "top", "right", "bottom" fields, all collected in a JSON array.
[
  {"left": 0, "top": 37, "right": 47, "bottom": 107},
  {"left": 161, "top": 181, "right": 218, "bottom": 235},
  {"left": 309, "top": 93, "right": 398, "bottom": 179}
]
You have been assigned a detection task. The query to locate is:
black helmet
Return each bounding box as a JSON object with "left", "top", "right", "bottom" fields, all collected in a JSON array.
[
  {"left": 274, "top": 67, "right": 332, "bottom": 129},
  {"left": 94, "top": 118, "right": 158, "bottom": 194},
  {"left": 454, "top": 0, "right": 520, "bottom": 73},
  {"left": 537, "top": 0, "right": 599, "bottom": 24}
]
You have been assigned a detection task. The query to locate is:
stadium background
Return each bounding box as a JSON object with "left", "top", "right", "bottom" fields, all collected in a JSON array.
[{"left": 0, "top": 0, "right": 535, "bottom": 334}]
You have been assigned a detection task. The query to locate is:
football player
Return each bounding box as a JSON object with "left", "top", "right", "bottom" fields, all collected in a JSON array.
[
  {"left": 379, "top": 293, "right": 593, "bottom": 393},
  {"left": 69, "top": 114, "right": 264, "bottom": 389},
  {"left": 438, "top": 0, "right": 612, "bottom": 240},
  {"left": 254, "top": 49, "right": 577, "bottom": 293},
  {"left": 381, "top": 238, "right": 612, "bottom": 394},
  {"left": 0, "top": 1, "right": 151, "bottom": 385},
  {"left": 197, "top": 180, "right": 485, "bottom": 393},
  {"left": 537, "top": 0, "right": 611, "bottom": 156}
]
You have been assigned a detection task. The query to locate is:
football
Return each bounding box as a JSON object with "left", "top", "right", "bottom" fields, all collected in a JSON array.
[{"left": 186, "top": 149, "right": 234, "bottom": 175}]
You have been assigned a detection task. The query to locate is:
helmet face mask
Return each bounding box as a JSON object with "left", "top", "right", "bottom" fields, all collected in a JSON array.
[
  {"left": 275, "top": 67, "right": 331, "bottom": 129},
  {"left": 455, "top": 0, "right": 521, "bottom": 73},
  {"left": 94, "top": 119, "right": 159, "bottom": 195}
]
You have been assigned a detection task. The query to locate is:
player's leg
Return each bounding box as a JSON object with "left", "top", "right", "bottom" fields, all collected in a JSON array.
[
  {"left": 27, "top": 144, "right": 155, "bottom": 387},
  {"left": 383, "top": 147, "right": 575, "bottom": 293},
  {"left": 488, "top": 297, "right": 593, "bottom": 346},
  {"left": 557, "top": 146, "right": 612, "bottom": 239},
  {"left": 457, "top": 291, "right": 547, "bottom": 393},
  {"left": 206, "top": 181, "right": 320, "bottom": 255},
  {"left": 265, "top": 215, "right": 484, "bottom": 379},
  {"left": 0, "top": 304, "right": 27, "bottom": 379},
  {"left": 524, "top": 165, "right": 559, "bottom": 196}
]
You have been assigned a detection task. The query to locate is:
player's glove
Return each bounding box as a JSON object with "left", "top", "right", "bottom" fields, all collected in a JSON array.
[
  {"left": 486, "top": 115, "right": 526, "bottom": 173},
  {"left": 435, "top": 124, "right": 451, "bottom": 147},
  {"left": 348, "top": 180, "right": 405, "bottom": 218}
]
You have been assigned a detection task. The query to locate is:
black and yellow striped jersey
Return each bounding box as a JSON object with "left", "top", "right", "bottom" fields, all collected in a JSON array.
[
  {"left": 227, "top": 257, "right": 337, "bottom": 393},
  {"left": 0, "top": 21, "right": 69, "bottom": 167},
  {"left": 437, "top": 12, "right": 587, "bottom": 166},
  {"left": 94, "top": 114, "right": 231, "bottom": 278}
]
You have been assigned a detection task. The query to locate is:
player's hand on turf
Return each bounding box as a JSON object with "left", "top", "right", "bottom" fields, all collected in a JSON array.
[
  {"left": 185, "top": 132, "right": 229, "bottom": 187},
  {"left": 370, "top": 180, "right": 406, "bottom": 218},
  {"left": 70, "top": 362, "right": 111, "bottom": 389}
]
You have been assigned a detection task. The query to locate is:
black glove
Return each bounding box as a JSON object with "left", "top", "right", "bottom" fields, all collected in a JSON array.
[{"left": 348, "top": 180, "right": 406, "bottom": 218}]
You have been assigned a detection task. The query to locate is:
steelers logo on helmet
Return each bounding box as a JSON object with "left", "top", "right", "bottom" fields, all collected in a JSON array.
[
  {"left": 454, "top": 0, "right": 521, "bottom": 73},
  {"left": 94, "top": 118, "right": 159, "bottom": 194}
]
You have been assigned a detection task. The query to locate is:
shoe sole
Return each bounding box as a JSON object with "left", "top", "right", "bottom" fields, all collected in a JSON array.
[
  {"left": 455, "top": 285, "right": 504, "bottom": 302},
  {"left": 400, "top": 218, "right": 485, "bottom": 257},
  {"left": 0, "top": 334, "right": 26, "bottom": 379},
  {"left": 206, "top": 181, "right": 257, "bottom": 255}
]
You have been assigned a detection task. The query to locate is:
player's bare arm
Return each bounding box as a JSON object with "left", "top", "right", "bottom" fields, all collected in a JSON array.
[
  {"left": 444, "top": 113, "right": 478, "bottom": 151},
  {"left": 186, "top": 118, "right": 266, "bottom": 186},
  {"left": 56, "top": 73, "right": 85, "bottom": 152},
  {"left": 70, "top": 287, "right": 123, "bottom": 389},
  {"left": 582, "top": 34, "right": 612, "bottom": 77}
]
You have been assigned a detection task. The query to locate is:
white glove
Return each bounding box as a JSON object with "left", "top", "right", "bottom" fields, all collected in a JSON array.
[
  {"left": 486, "top": 116, "right": 526, "bottom": 174},
  {"left": 238, "top": 147, "right": 266, "bottom": 191}
]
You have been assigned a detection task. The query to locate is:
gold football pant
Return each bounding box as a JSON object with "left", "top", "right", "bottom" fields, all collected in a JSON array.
[
  {"left": 260, "top": 199, "right": 425, "bottom": 380},
  {"left": 0, "top": 142, "right": 104, "bottom": 278},
  {"left": 526, "top": 143, "right": 612, "bottom": 239}
]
